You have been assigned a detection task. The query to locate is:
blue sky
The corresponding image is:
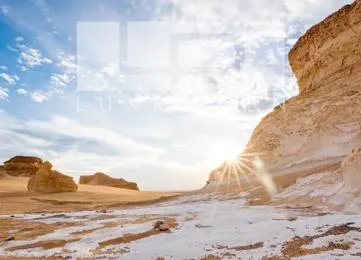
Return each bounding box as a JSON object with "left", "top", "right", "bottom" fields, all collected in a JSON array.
[{"left": 0, "top": 0, "right": 351, "bottom": 190}]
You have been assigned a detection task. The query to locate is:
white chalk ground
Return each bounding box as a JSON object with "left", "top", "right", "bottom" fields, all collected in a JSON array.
[{"left": 1, "top": 193, "right": 361, "bottom": 259}]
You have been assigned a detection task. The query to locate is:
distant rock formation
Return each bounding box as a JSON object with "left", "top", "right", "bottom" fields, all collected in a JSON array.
[
  {"left": 27, "top": 161, "right": 78, "bottom": 193},
  {"left": 4, "top": 156, "right": 43, "bottom": 177},
  {"left": 79, "top": 172, "right": 139, "bottom": 191}
]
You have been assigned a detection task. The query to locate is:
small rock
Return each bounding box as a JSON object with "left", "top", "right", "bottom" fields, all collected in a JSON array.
[
  {"left": 195, "top": 224, "right": 212, "bottom": 228},
  {"left": 153, "top": 220, "right": 164, "bottom": 231},
  {"left": 153, "top": 220, "right": 170, "bottom": 232},
  {"left": 96, "top": 209, "right": 109, "bottom": 214},
  {"left": 287, "top": 216, "right": 297, "bottom": 221},
  {"left": 159, "top": 223, "right": 170, "bottom": 231}
]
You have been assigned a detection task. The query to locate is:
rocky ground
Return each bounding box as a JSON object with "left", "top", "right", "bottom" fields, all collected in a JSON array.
[{"left": 1, "top": 193, "right": 361, "bottom": 260}]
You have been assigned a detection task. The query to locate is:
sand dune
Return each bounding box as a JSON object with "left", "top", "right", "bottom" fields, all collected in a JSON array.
[{"left": 0, "top": 176, "right": 180, "bottom": 214}]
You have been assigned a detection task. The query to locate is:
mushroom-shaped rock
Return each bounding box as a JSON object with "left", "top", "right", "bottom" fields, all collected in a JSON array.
[
  {"left": 27, "top": 161, "right": 78, "bottom": 193},
  {"left": 3, "top": 156, "right": 43, "bottom": 177}
]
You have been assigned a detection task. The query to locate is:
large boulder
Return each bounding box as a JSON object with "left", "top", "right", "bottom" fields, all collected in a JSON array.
[
  {"left": 79, "top": 172, "right": 139, "bottom": 191},
  {"left": 27, "top": 161, "right": 78, "bottom": 193},
  {"left": 4, "top": 156, "right": 43, "bottom": 177}
]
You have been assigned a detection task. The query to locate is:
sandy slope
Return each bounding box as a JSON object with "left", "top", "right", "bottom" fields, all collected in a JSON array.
[{"left": 0, "top": 176, "right": 180, "bottom": 214}]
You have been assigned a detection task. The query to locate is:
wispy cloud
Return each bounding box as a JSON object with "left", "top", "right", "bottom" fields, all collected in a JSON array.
[
  {"left": 0, "top": 5, "right": 9, "bottom": 15},
  {"left": 0, "top": 72, "right": 19, "bottom": 85},
  {"left": 16, "top": 88, "right": 27, "bottom": 95},
  {"left": 15, "top": 36, "right": 24, "bottom": 42},
  {"left": 0, "top": 87, "right": 9, "bottom": 100},
  {"left": 17, "top": 44, "right": 52, "bottom": 71},
  {"left": 0, "top": 0, "right": 352, "bottom": 190},
  {"left": 30, "top": 91, "right": 48, "bottom": 103},
  {"left": 6, "top": 45, "right": 17, "bottom": 52}
]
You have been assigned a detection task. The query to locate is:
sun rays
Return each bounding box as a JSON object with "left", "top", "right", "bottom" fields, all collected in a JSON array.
[{"left": 212, "top": 152, "right": 277, "bottom": 196}]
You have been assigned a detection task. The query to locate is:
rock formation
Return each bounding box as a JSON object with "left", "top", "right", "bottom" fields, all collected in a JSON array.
[
  {"left": 3, "top": 156, "right": 43, "bottom": 177},
  {"left": 243, "top": 1, "right": 361, "bottom": 171},
  {"left": 207, "top": 1, "right": 361, "bottom": 188},
  {"left": 27, "top": 161, "right": 78, "bottom": 193},
  {"left": 79, "top": 172, "right": 139, "bottom": 191}
]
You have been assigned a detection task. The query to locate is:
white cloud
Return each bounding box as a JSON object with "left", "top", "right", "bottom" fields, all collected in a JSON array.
[
  {"left": 24, "top": 115, "right": 164, "bottom": 156},
  {"left": 0, "top": 87, "right": 8, "bottom": 100},
  {"left": 6, "top": 45, "right": 18, "bottom": 52},
  {"left": 123, "top": 0, "right": 346, "bottom": 120},
  {"left": 50, "top": 74, "right": 70, "bottom": 88},
  {"left": 17, "top": 44, "right": 52, "bottom": 70},
  {"left": 57, "top": 52, "right": 77, "bottom": 71},
  {"left": 41, "top": 52, "right": 78, "bottom": 95},
  {"left": 31, "top": 91, "right": 48, "bottom": 103},
  {"left": 0, "top": 73, "right": 19, "bottom": 85},
  {"left": 16, "top": 88, "right": 27, "bottom": 95},
  {"left": 0, "top": 66, "right": 7, "bottom": 70},
  {"left": 0, "top": 0, "right": 352, "bottom": 190},
  {"left": 0, "top": 5, "right": 9, "bottom": 15},
  {"left": 15, "top": 36, "right": 24, "bottom": 42}
]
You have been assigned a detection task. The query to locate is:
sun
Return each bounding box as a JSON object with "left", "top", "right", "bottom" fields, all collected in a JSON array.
[{"left": 225, "top": 154, "right": 240, "bottom": 165}]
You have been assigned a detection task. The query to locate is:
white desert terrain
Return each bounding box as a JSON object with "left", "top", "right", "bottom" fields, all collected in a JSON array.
[{"left": 2, "top": 1, "right": 361, "bottom": 260}]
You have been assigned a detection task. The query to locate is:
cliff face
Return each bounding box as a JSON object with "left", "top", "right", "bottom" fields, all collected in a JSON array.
[
  {"left": 205, "top": 1, "right": 361, "bottom": 189},
  {"left": 289, "top": 1, "right": 361, "bottom": 95},
  {"left": 243, "top": 0, "right": 361, "bottom": 171}
]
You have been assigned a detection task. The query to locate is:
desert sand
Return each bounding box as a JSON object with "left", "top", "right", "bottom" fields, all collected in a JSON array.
[{"left": 0, "top": 176, "right": 180, "bottom": 214}]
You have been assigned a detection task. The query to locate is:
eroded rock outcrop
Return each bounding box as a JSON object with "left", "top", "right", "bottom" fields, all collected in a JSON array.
[
  {"left": 243, "top": 1, "right": 361, "bottom": 171},
  {"left": 4, "top": 156, "right": 43, "bottom": 177},
  {"left": 289, "top": 1, "right": 361, "bottom": 95},
  {"left": 27, "top": 161, "right": 78, "bottom": 193},
  {"left": 79, "top": 172, "right": 139, "bottom": 191},
  {"left": 206, "top": 1, "right": 361, "bottom": 193}
]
